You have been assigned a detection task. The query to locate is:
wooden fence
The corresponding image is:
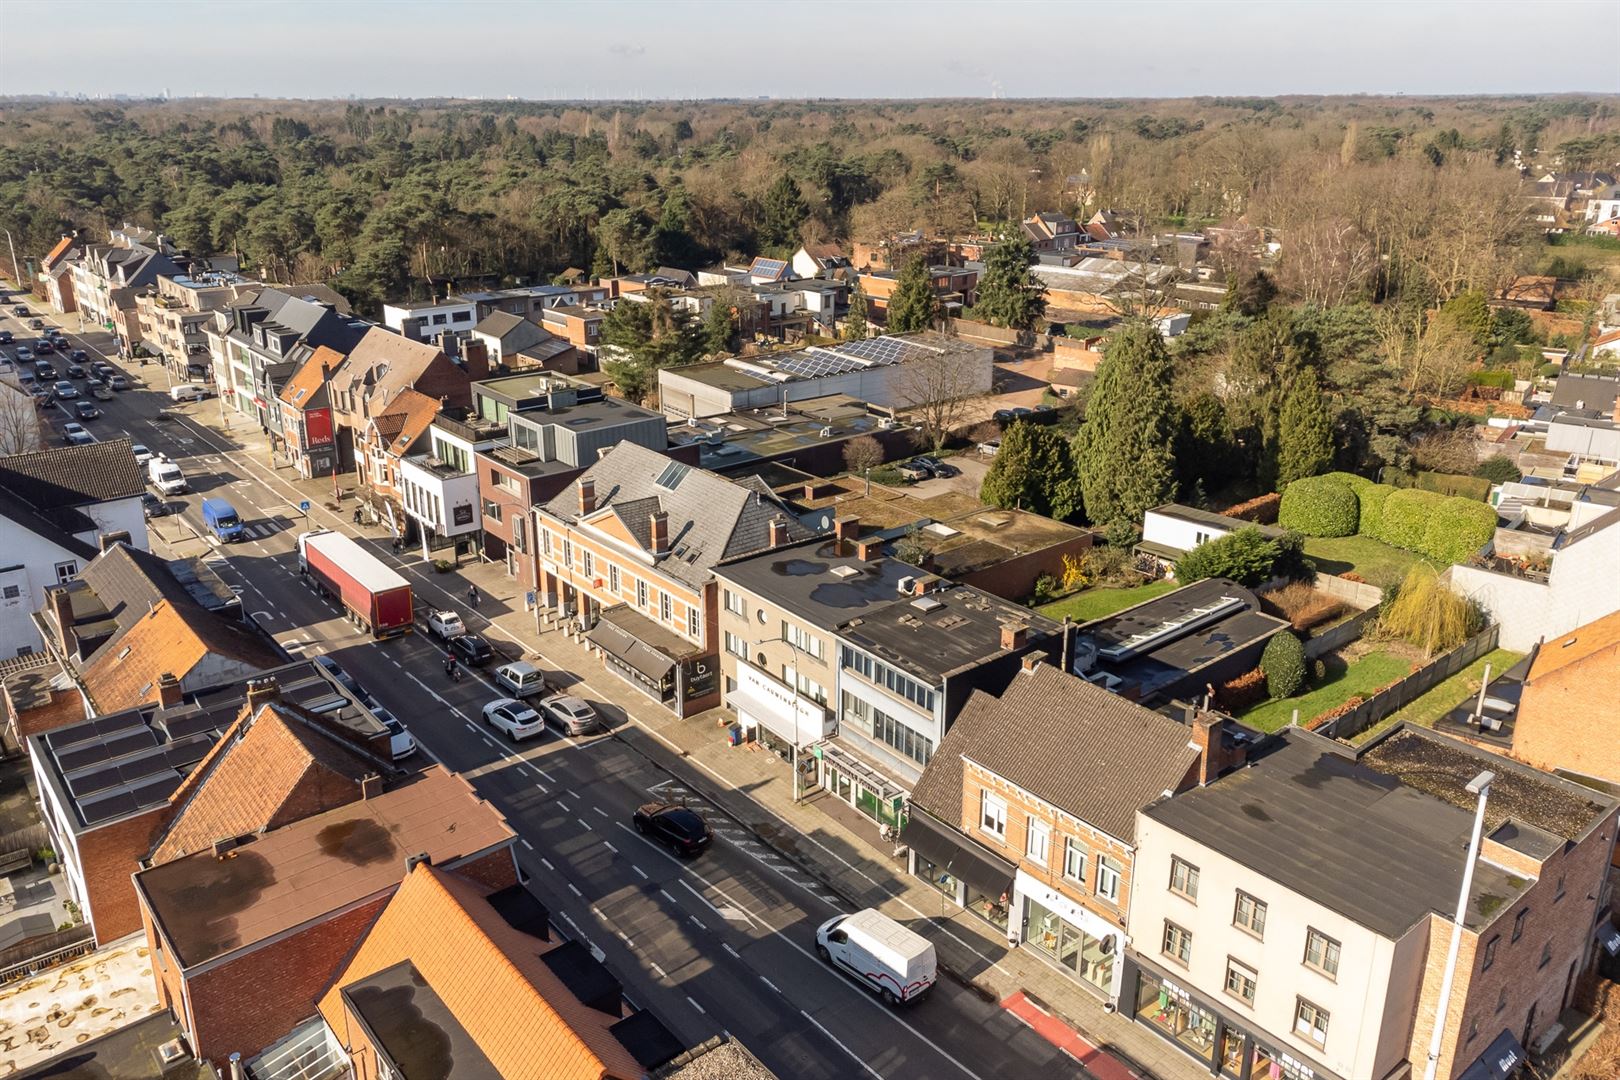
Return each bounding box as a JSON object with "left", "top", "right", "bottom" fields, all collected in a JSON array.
[
  {"left": 1304, "top": 607, "right": 1381, "bottom": 660},
  {"left": 1312, "top": 624, "right": 1501, "bottom": 741}
]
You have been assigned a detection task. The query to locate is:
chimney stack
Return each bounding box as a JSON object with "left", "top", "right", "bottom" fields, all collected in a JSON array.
[
  {"left": 462, "top": 338, "right": 491, "bottom": 380},
  {"left": 833, "top": 515, "right": 860, "bottom": 543},
  {"left": 579, "top": 478, "right": 596, "bottom": 515},
  {"left": 1189, "top": 711, "right": 1243, "bottom": 786},
  {"left": 48, "top": 585, "right": 78, "bottom": 660},
  {"left": 361, "top": 774, "right": 385, "bottom": 800},
  {"left": 769, "top": 517, "right": 790, "bottom": 548},
  {"left": 156, "top": 672, "right": 183, "bottom": 708},
  {"left": 649, "top": 511, "right": 670, "bottom": 556},
  {"left": 244, "top": 677, "right": 281, "bottom": 713},
  {"left": 856, "top": 537, "right": 884, "bottom": 561},
  {"left": 1000, "top": 623, "right": 1029, "bottom": 652},
  {"left": 1021, "top": 652, "right": 1043, "bottom": 674},
  {"left": 98, "top": 531, "right": 131, "bottom": 552},
  {"left": 911, "top": 574, "right": 942, "bottom": 596}
]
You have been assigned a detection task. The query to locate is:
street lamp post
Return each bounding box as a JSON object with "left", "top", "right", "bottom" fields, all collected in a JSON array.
[
  {"left": 1, "top": 227, "right": 20, "bottom": 288},
  {"left": 1423, "top": 770, "right": 1495, "bottom": 1080}
]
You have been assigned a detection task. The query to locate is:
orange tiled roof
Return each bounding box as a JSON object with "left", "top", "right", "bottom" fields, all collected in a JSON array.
[
  {"left": 42, "top": 235, "right": 75, "bottom": 270},
  {"left": 79, "top": 599, "right": 282, "bottom": 713},
  {"left": 319, "top": 864, "right": 641, "bottom": 1080},
  {"left": 373, "top": 387, "right": 440, "bottom": 458},
  {"left": 278, "top": 345, "right": 345, "bottom": 408},
  {"left": 150, "top": 701, "right": 380, "bottom": 863},
  {"left": 1529, "top": 610, "right": 1620, "bottom": 683}
]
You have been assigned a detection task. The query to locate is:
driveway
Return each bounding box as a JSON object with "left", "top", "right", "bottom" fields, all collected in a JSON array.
[{"left": 901, "top": 455, "right": 990, "bottom": 499}]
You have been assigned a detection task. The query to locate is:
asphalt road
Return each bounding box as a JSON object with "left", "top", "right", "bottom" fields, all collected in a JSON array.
[{"left": 0, "top": 294, "right": 1090, "bottom": 1080}]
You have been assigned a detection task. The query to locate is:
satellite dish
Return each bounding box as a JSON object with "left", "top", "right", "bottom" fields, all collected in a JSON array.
[{"left": 1072, "top": 638, "right": 1099, "bottom": 675}]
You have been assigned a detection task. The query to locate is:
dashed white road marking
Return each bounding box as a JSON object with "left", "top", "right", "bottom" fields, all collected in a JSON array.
[
  {"left": 631, "top": 865, "right": 648, "bottom": 880},
  {"left": 540, "top": 858, "right": 555, "bottom": 872},
  {"left": 722, "top": 942, "right": 740, "bottom": 959},
  {"left": 566, "top": 882, "right": 582, "bottom": 897},
  {"left": 576, "top": 817, "right": 592, "bottom": 831},
  {"left": 759, "top": 975, "right": 782, "bottom": 995},
  {"left": 686, "top": 995, "right": 706, "bottom": 1015},
  {"left": 519, "top": 838, "right": 535, "bottom": 851}
]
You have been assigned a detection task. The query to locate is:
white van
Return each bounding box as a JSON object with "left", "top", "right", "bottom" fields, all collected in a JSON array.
[
  {"left": 815, "top": 909, "right": 937, "bottom": 1005},
  {"left": 147, "top": 455, "right": 187, "bottom": 495},
  {"left": 169, "top": 383, "right": 208, "bottom": 402},
  {"left": 494, "top": 660, "right": 548, "bottom": 698}
]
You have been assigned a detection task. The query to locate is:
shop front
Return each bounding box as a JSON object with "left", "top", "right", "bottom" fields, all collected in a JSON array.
[
  {"left": 726, "top": 662, "right": 834, "bottom": 755},
  {"left": 585, "top": 604, "right": 708, "bottom": 715},
  {"left": 817, "top": 739, "right": 911, "bottom": 833},
  {"left": 1014, "top": 870, "right": 1124, "bottom": 1001},
  {"left": 901, "top": 809, "right": 1017, "bottom": 934},
  {"left": 1122, "top": 955, "right": 1342, "bottom": 1080}
]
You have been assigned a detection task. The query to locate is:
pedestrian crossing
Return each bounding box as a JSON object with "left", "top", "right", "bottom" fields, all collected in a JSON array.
[{"left": 239, "top": 515, "right": 295, "bottom": 540}]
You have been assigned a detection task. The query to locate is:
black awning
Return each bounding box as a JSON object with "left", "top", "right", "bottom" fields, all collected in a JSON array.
[
  {"left": 587, "top": 619, "right": 676, "bottom": 683},
  {"left": 1457, "top": 1029, "right": 1527, "bottom": 1080},
  {"left": 901, "top": 810, "right": 1016, "bottom": 900},
  {"left": 1599, "top": 923, "right": 1620, "bottom": 956}
]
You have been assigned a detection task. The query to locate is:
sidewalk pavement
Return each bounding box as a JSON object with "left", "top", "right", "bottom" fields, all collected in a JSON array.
[{"left": 185, "top": 406, "right": 1206, "bottom": 1080}]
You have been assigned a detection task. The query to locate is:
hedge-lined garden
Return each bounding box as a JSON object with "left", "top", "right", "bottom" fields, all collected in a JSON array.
[{"left": 1278, "top": 471, "right": 1496, "bottom": 567}]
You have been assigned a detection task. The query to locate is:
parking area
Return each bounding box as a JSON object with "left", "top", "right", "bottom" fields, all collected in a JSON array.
[{"left": 899, "top": 453, "right": 989, "bottom": 498}]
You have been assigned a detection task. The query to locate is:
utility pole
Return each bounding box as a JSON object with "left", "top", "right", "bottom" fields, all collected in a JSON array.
[{"left": 1, "top": 228, "right": 21, "bottom": 289}]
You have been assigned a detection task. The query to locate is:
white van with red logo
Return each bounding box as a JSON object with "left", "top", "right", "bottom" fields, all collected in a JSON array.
[{"left": 815, "top": 908, "right": 937, "bottom": 1005}]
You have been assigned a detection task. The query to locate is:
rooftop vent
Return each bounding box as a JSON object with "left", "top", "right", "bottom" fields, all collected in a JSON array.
[{"left": 911, "top": 597, "right": 946, "bottom": 613}]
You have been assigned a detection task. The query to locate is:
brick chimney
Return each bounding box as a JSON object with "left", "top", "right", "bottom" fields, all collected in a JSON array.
[
  {"left": 47, "top": 585, "right": 78, "bottom": 660},
  {"left": 649, "top": 511, "right": 670, "bottom": 555},
  {"left": 461, "top": 338, "right": 491, "bottom": 380},
  {"left": 1000, "top": 623, "right": 1029, "bottom": 651},
  {"left": 156, "top": 672, "right": 183, "bottom": 708},
  {"left": 1189, "top": 711, "right": 1245, "bottom": 786},
  {"left": 834, "top": 515, "right": 860, "bottom": 543},
  {"left": 1021, "top": 652, "right": 1044, "bottom": 674},
  {"left": 856, "top": 537, "right": 884, "bottom": 561},
  {"left": 579, "top": 478, "right": 596, "bottom": 515},
  {"left": 244, "top": 677, "right": 281, "bottom": 713},
  {"left": 769, "top": 517, "right": 790, "bottom": 548},
  {"left": 911, "top": 574, "right": 943, "bottom": 596},
  {"left": 361, "top": 773, "right": 385, "bottom": 800},
  {"left": 97, "top": 531, "right": 131, "bottom": 552}
]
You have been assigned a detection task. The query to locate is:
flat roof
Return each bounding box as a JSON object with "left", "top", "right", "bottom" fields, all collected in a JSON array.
[
  {"left": 343, "top": 960, "right": 501, "bottom": 1079},
  {"left": 135, "top": 766, "right": 514, "bottom": 969},
  {"left": 3, "top": 941, "right": 167, "bottom": 1078},
  {"left": 1147, "top": 503, "right": 1285, "bottom": 538},
  {"left": 662, "top": 361, "right": 773, "bottom": 392},
  {"left": 717, "top": 539, "right": 1059, "bottom": 682},
  {"left": 29, "top": 659, "right": 384, "bottom": 832},
  {"left": 15, "top": 1012, "right": 211, "bottom": 1080}
]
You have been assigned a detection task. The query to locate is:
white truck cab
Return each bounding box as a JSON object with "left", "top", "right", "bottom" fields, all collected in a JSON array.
[
  {"left": 148, "top": 455, "right": 187, "bottom": 496},
  {"left": 815, "top": 909, "right": 937, "bottom": 1005}
]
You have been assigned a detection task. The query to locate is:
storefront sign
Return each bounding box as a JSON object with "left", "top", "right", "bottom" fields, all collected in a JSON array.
[
  {"left": 1015, "top": 869, "right": 1121, "bottom": 944},
  {"left": 304, "top": 407, "right": 334, "bottom": 447},
  {"left": 452, "top": 502, "right": 475, "bottom": 527},
  {"left": 730, "top": 662, "right": 830, "bottom": 745}
]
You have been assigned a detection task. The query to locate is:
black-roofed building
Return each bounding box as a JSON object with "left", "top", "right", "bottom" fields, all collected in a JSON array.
[
  {"left": 15, "top": 1012, "right": 215, "bottom": 1080},
  {"left": 0, "top": 440, "right": 148, "bottom": 658},
  {"left": 1072, "top": 576, "right": 1290, "bottom": 706},
  {"left": 903, "top": 660, "right": 1246, "bottom": 1004},
  {"left": 712, "top": 530, "right": 1061, "bottom": 832},
  {"left": 536, "top": 442, "right": 823, "bottom": 716},
  {"left": 1126, "top": 725, "right": 1618, "bottom": 1080},
  {"left": 207, "top": 286, "right": 370, "bottom": 431}
]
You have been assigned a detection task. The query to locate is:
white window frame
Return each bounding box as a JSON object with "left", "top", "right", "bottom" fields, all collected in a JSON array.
[
  {"left": 661, "top": 592, "right": 673, "bottom": 622},
  {"left": 637, "top": 579, "right": 648, "bottom": 609},
  {"left": 688, "top": 606, "right": 700, "bottom": 639},
  {"left": 1026, "top": 819, "right": 1050, "bottom": 866},
  {"left": 54, "top": 561, "right": 77, "bottom": 584},
  {"left": 724, "top": 588, "right": 745, "bottom": 616},
  {"left": 1095, "top": 856, "right": 1121, "bottom": 903},
  {"left": 1169, "top": 856, "right": 1200, "bottom": 902},
  {"left": 979, "top": 792, "right": 1007, "bottom": 841},
  {"left": 1294, "top": 998, "right": 1329, "bottom": 1047},
  {"left": 1225, "top": 959, "right": 1257, "bottom": 1006},
  {"left": 1063, "top": 838, "right": 1087, "bottom": 884},
  {"left": 609, "top": 565, "right": 620, "bottom": 594}
]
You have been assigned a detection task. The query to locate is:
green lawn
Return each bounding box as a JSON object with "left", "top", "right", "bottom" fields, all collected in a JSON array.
[
  {"left": 1239, "top": 650, "right": 1415, "bottom": 734},
  {"left": 1347, "top": 648, "right": 1524, "bottom": 746},
  {"left": 1303, "top": 535, "right": 1429, "bottom": 590},
  {"left": 1036, "top": 580, "right": 1180, "bottom": 623}
]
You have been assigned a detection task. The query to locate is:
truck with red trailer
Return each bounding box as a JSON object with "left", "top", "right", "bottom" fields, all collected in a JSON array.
[{"left": 297, "top": 530, "right": 414, "bottom": 638}]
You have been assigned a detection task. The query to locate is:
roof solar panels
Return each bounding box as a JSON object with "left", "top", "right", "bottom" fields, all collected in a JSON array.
[
  {"left": 54, "top": 727, "right": 159, "bottom": 773},
  {"left": 45, "top": 711, "right": 146, "bottom": 753},
  {"left": 66, "top": 765, "right": 126, "bottom": 799},
  {"left": 831, "top": 336, "right": 921, "bottom": 366},
  {"left": 159, "top": 708, "right": 220, "bottom": 740},
  {"left": 750, "top": 258, "right": 788, "bottom": 279},
  {"left": 77, "top": 790, "right": 139, "bottom": 825},
  {"left": 164, "top": 732, "right": 215, "bottom": 770}
]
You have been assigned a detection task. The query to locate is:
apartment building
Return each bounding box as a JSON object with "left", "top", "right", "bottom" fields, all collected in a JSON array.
[
  {"left": 1508, "top": 611, "right": 1620, "bottom": 786},
  {"left": 1126, "top": 726, "right": 1617, "bottom": 1080},
  {"left": 274, "top": 345, "right": 345, "bottom": 480},
  {"left": 905, "top": 662, "right": 1240, "bottom": 1001},
  {"left": 208, "top": 287, "right": 367, "bottom": 430},
  {"left": 380, "top": 297, "right": 477, "bottom": 342},
  {"left": 69, "top": 230, "right": 182, "bottom": 354},
  {"left": 713, "top": 528, "right": 1060, "bottom": 830},
  {"left": 536, "top": 443, "right": 817, "bottom": 716},
  {"left": 134, "top": 269, "right": 256, "bottom": 380}
]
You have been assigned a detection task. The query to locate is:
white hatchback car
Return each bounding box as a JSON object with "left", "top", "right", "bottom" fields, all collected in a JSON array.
[
  {"left": 427, "top": 610, "right": 466, "bottom": 640},
  {"left": 483, "top": 697, "right": 545, "bottom": 742}
]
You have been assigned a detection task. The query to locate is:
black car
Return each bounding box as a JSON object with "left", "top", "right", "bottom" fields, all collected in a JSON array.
[
  {"left": 0, "top": 330, "right": 11, "bottom": 344},
  {"left": 449, "top": 633, "right": 494, "bottom": 667},
  {"left": 74, "top": 400, "right": 100, "bottom": 420},
  {"left": 70, "top": 349, "right": 87, "bottom": 362},
  {"left": 65, "top": 362, "right": 87, "bottom": 378},
  {"left": 632, "top": 802, "right": 714, "bottom": 857},
  {"left": 911, "top": 455, "right": 958, "bottom": 478},
  {"left": 35, "top": 339, "right": 53, "bottom": 355},
  {"left": 141, "top": 492, "right": 169, "bottom": 519}
]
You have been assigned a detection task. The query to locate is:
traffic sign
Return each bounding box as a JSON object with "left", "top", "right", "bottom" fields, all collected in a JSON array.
[{"left": 298, "top": 500, "right": 311, "bottom": 512}]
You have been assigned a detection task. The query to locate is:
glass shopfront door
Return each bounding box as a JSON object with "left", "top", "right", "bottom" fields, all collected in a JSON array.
[{"left": 1025, "top": 896, "right": 1115, "bottom": 993}]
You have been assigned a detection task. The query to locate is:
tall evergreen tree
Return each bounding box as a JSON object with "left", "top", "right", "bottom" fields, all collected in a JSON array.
[
  {"left": 1073, "top": 322, "right": 1181, "bottom": 540},
  {"left": 973, "top": 236, "right": 1048, "bottom": 331},
  {"left": 1276, "top": 367, "right": 1335, "bottom": 488},
  {"left": 886, "top": 255, "right": 940, "bottom": 334},
  {"left": 760, "top": 174, "right": 810, "bottom": 250},
  {"left": 844, "top": 290, "right": 869, "bottom": 340}
]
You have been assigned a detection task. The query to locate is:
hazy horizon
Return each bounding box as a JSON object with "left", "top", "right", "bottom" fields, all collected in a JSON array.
[{"left": 2, "top": 0, "right": 1616, "bottom": 101}]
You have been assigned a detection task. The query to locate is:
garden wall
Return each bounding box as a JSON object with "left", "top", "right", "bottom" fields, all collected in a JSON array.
[
  {"left": 1314, "top": 572, "right": 1384, "bottom": 610},
  {"left": 944, "top": 317, "right": 1044, "bottom": 349},
  {"left": 1310, "top": 624, "right": 1501, "bottom": 741},
  {"left": 1303, "top": 607, "right": 1380, "bottom": 660}
]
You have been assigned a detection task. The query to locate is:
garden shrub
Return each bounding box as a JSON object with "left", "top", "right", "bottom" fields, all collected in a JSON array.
[
  {"left": 1380, "top": 565, "right": 1484, "bottom": 656},
  {"left": 1414, "top": 471, "right": 1492, "bottom": 501},
  {"left": 1420, "top": 496, "right": 1498, "bottom": 565},
  {"left": 1474, "top": 455, "right": 1521, "bottom": 484},
  {"left": 1376, "top": 489, "right": 1444, "bottom": 551},
  {"left": 1221, "top": 491, "right": 1281, "bottom": 524},
  {"left": 1217, "top": 667, "right": 1269, "bottom": 713},
  {"left": 1261, "top": 631, "right": 1307, "bottom": 699},
  {"left": 1176, "top": 527, "right": 1286, "bottom": 587},
  {"left": 1468, "top": 369, "right": 1516, "bottom": 390},
  {"left": 1355, "top": 483, "right": 1395, "bottom": 538},
  {"left": 1278, "top": 475, "right": 1359, "bottom": 537}
]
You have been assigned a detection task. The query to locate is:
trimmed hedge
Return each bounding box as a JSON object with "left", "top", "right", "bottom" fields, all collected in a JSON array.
[
  {"left": 1356, "top": 483, "right": 1395, "bottom": 538},
  {"left": 1420, "top": 496, "right": 1498, "bottom": 564},
  {"left": 1377, "top": 488, "right": 1445, "bottom": 551},
  {"left": 1278, "top": 475, "right": 1359, "bottom": 537},
  {"left": 1414, "top": 471, "right": 1492, "bottom": 501},
  {"left": 1261, "top": 631, "right": 1306, "bottom": 700}
]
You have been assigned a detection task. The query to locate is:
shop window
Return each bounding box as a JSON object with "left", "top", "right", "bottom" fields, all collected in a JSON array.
[
  {"left": 1169, "top": 857, "right": 1199, "bottom": 902},
  {"left": 1234, "top": 891, "right": 1267, "bottom": 939},
  {"left": 915, "top": 856, "right": 956, "bottom": 900},
  {"left": 1135, "top": 973, "right": 1216, "bottom": 1063},
  {"left": 1304, "top": 928, "right": 1340, "bottom": 978},
  {"left": 1028, "top": 896, "right": 1114, "bottom": 992},
  {"left": 1293, "top": 998, "right": 1329, "bottom": 1048}
]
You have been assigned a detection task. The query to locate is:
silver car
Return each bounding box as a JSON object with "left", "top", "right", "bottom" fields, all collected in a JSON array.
[{"left": 540, "top": 694, "right": 600, "bottom": 736}]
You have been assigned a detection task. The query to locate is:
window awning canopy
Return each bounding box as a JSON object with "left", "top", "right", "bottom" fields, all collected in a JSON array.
[
  {"left": 900, "top": 810, "right": 1016, "bottom": 901},
  {"left": 1456, "top": 1029, "right": 1527, "bottom": 1080}
]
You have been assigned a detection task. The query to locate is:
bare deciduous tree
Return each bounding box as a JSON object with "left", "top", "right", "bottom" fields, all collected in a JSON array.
[
  {"left": 842, "top": 434, "right": 884, "bottom": 476},
  {"left": 892, "top": 351, "right": 983, "bottom": 451},
  {"left": 0, "top": 379, "right": 45, "bottom": 456}
]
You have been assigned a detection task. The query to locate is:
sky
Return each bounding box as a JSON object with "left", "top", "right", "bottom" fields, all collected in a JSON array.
[{"left": 2, "top": 0, "right": 1617, "bottom": 100}]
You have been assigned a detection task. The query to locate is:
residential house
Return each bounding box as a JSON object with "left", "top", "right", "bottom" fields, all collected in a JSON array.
[
  {"left": 1031, "top": 258, "right": 1177, "bottom": 314},
  {"left": 355, "top": 387, "right": 445, "bottom": 528},
  {"left": 455, "top": 282, "right": 612, "bottom": 322},
  {"left": 746, "top": 256, "right": 794, "bottom": 284},
  {"left": 275, "top": 345, "right": 344, "bottom": 480},
  {"left": 858, "top": 266, "right": 978, "bottom": 321},
  {"left": 1586, "top": 183, "right": 1620, "bottom": 229},
  {"left": 657, "top": 332, "right": 992, "bottom": 421},
  {"left": 473, "top": 373, "right": 673, "bottom": 588},
  {"left": 14, "top": 1012, "right": 215, "bottom": 1080},
  {"left": 1071, "top": 577, "right": 1290, "bottom": 705},
  {"left": 1139, "top": 504, "right": 1286, "bottom": 570},
  {"left": 380, "top": 297, "right": 477, "bottom": 342},
  {"left": 713, "top": 530, "right": 1060, "bottom": 829},
  {"left": 134, "top": 269, "right": 257, "bottom": 381},
  {"left": 470, "top": 309, "right": 581, "bottom": 372},
  {"left": 399, "top": 407, "right": 505, "bottom": 564},
  {"left": 70, "top": 232, "right": 182, "bottom": 354},
  {"left": 1551, "top": 370, "right": 1620, "bottom": 417},
  {"left": 540, "top": 304, "right": 608, "bottom": 359},
  {"left": 1021, "top": 212, "right": 1083, "bottom": 254},
  {"left": 0, "top": 440, "right": 147, "bottom": 657},
  {"left": 208, "top": 287, "right": 368, "bottom": 430},
  {"left": 303, "top": 862, "right": 682, "bottom": 1080},
  {"left": 1509, "top": 611, "right": 1620, "bottom": 787},
  {"left": 26, "top": 663, "right": 399, "bottom": 944},
  {"left": 792, "top": 242, "right": 854, "bottom": 280},
  {"left": 1127, "top": 726, "right": 1618, "bottom": 1080},
  {"left": 536, "top": 443, "right": 820, "bottom": 716},
  {"left": 905, "top": 662, "right": 1241, "bottom": 1001},
  {"left": 135, "top": 762, "right": 517, "bottom": 1065},
  {"left": 36, "top": 233, "right": 85, "bottom": 314}
]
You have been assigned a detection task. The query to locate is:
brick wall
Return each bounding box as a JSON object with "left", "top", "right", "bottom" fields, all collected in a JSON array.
[
  {"left": 80, "top": 809, "right": 167, "bottom": 944},
  {"left": 953, "top": 534, "right": 1093, "bottom": 602},
  {"left": 960, "top": 759, "right": 1133, "bottom": 931},
  {"left": 451, "top": 846, "right": 519, "bottom": 892},
  {"left": 1408, "top": 812, "right": 1619, "bottom": 1078},
  {"left": 1512, "top": 646, "right": 1620, "bottom": 785},
  {"left": 8, "top": 690, "right": 87, "bottom": 743}
]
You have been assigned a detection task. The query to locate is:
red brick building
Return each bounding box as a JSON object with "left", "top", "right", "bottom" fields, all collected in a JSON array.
[{"left": 1509, "top": 611, "right": 1620, "bottom": 788}]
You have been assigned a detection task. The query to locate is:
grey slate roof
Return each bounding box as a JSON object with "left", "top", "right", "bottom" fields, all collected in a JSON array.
[
  {"left": 0, "top": 487, "right": 99, "bottom": 561},
  {"left": 910, "top": 664, "right": 1199, "bottom": 842},
  {"left": 543, "top": 443, "right": 819, "bottom": 588},
  {"left": 0, "top": 438, "right": 144, "bottom": 505},
  {"left": 77, "top": 543, "right": 241, "bottom": 634}
]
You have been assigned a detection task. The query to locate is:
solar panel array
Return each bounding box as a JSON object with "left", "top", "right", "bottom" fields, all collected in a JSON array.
[
  {"left": 750, "top": 258, "right": 788, "bottom": 279},
  {"left": 830, "top": 336, "right": 925, "bottom": 366},
  {"left": 775, "top": 350, "right": 865, "bottom": 379}
]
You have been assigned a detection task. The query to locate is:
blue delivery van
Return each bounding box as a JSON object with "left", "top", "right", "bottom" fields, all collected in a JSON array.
[{"left": 202, "top": 498, "right": 245, "bottom": 542}]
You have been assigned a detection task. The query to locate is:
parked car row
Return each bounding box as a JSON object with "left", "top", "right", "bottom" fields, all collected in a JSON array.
[{"left": 896, "top": 455, "right": 960, "bottom": 482}]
